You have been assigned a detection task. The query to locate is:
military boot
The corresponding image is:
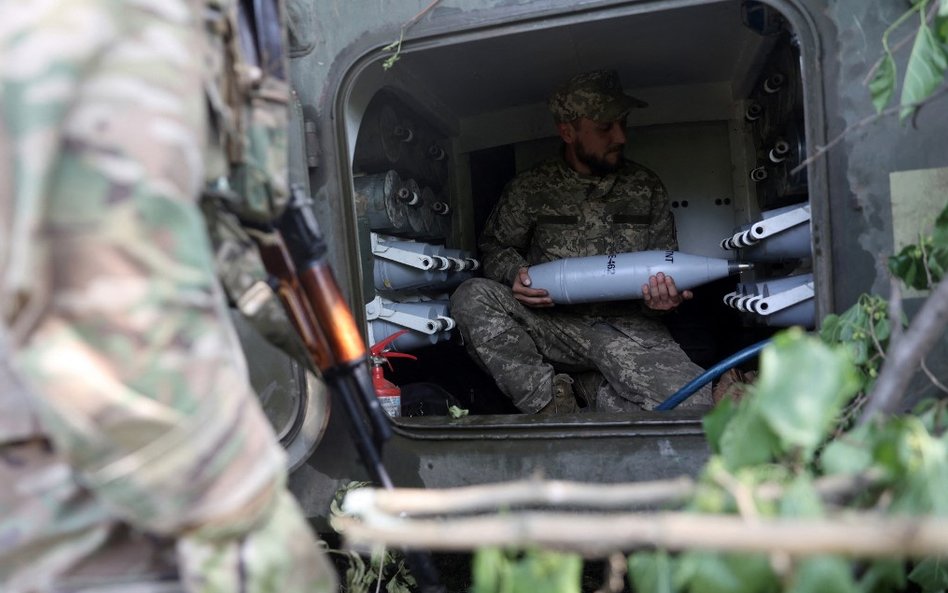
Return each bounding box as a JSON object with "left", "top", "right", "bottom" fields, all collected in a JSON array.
[{"left": 536, "top": 373, "right": 578, "bottom": 415}]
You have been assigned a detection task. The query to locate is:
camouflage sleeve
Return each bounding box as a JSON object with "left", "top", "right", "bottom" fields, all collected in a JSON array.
[
  {"left": 4, "top": 0, "right": 286, "bottom": 538},
  {"left": 478, "top": 178, "right": 534, "bottom": 285},
  {"left": 646, "top": 173, "right": 680, "bottom": 251}
]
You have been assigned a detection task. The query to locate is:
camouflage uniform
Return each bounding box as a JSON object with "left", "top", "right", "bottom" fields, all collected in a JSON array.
[
  {"left": 0, "top": 2, "right": 335, "bottom": 592},
  {"left": 200, "top": 0, "right": 314, "bottom": 368},
  {"left": 451, "top": 71, "right": 711, "bottom": 413}
]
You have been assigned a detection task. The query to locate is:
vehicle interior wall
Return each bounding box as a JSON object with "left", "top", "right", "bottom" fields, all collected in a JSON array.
[{"left": 340, "top": 1, "right": 815, "bottom": 417}]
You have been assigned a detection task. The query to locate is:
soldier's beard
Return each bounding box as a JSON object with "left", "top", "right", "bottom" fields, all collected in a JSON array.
[{"left": 575, "top": 140, "right": 624, "bottom": 176}]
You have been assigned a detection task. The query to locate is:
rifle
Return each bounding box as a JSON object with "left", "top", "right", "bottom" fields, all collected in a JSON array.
[{"left": 253, "top": 184, "right": 445, "bottom": 592}]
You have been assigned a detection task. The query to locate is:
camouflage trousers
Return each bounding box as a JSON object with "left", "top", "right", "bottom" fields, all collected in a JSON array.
[
  {"left": 450, "top": 278, "right": 712, "bottom": 413},
  {"left": 0, "top": 440, "right": 337, "bottom": 593},
  {"left": 0, "top": 439, "right": 182, "bottom": 593}
]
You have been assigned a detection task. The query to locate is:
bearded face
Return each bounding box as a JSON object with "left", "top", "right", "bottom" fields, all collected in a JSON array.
[
  {"left": 565, "top": 118, "right": 627, "bottom": 176},
  {"left": 573, "top": 132, "right": 625, "bottom": 175}
]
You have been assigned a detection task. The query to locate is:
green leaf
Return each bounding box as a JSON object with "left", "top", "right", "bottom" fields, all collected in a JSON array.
[
  {"left": 857, "top": 560, "right": 907, "bottom": 593},
  {"left": 629, "top": 551, "right": 676, "bottom": 593},
  {"left": 872, "top": 315, "right": 891, "bottom": 343},
  {"left": 899, "top": 22, "right": 948, "bottom": 120},
  {"left": 869, "top": 54, "right": 897, "bottom": 112},
  {"left": 820, "top": 422, "right": 875, "bottom": 475},
  {"left": 718, "top": 402, "right": 781, "bottom": 470},
  {"left": 935, "top": 203, "right": 948, "bottom": 243},
  {"left": 472, "top": 548, "right": 503, "bottom": 593},
  {"left": 847, "top": 338, "right": 870, "bottom": 365},
  {"left": 703, "top": 398, "right": 737, "bottom": 454},
  {"left": 475, "top": 549, "right": 582, "bottom": 593},
  {"left": 755, "top": 329, "right": 861, "bottom": 460},
  {"left": 788, "top": 557, "right": 859, "bottom": 593},
  {"left": 929, "top": 246, "right": 948, "bottom": 283},
  {"left": 835, "top": 302, "right": 868, "bottom": 342},
  {"left": 908, "top": 558, "right": 948, "bottom": 591},
  {"left": 940, "top": 0, "right": 948, "bottom": 17},
  {"left": 678, "top": 552, "right": 778, "bottom": 593},
  {"left": 890, "top": 427, "right": 948, "bottom": 514},
  {"left": 820, "top": 313, "right": 842, "bottom": 343},
  {"left": 889, "top": 243, "right": 929, "bottom": 289},
  {"left": 779, "top": 474, "right": 824, "bottom": 518},
  {"left": 449, "top": 405, "right": 470, "bottom": 418},
  {"left": 386, "top": 578, "right": 409, "bottom": 593},
  {"left": 914, "top": 398, "right": 948, "bottom": 433},
  {"left": 509, "top": 550, "right": 582, "bottom": 593}
]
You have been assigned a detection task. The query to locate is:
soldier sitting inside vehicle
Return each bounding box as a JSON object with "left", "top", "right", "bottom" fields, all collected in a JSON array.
[{"left": 451, "top": 69, "right": 712, "bottom": 415}]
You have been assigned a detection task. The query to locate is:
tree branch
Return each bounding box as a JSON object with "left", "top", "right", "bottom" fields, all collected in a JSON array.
[
  {"left": 341, "top": 473, "right": 881, "bottom": 518},
  {"left": 344, "top": 477, "right": 695, "bottom": 516},
  {"left": 334, "top": 511, "right": 948, "bottom": 558},
  {"left": 790, "top": 83, "right": 948, "bottom": 176},
  {"left": 860, "top": 274, "right": 948, "bottom": 422}
]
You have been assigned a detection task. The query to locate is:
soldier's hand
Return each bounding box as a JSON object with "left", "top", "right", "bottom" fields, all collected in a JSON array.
[
  {"left": 642, "top": 272, "right": 692, "bottom": 311},
  {"left": 513, "top": 266, "right": 554, "bottom": 308}
]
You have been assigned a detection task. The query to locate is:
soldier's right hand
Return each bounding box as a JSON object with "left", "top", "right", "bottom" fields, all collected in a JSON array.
[{"left": 512, "top": 266, "right": 554, "bottom": 308}]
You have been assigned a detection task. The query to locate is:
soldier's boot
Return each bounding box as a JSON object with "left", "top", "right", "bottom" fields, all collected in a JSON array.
[
  {"left": 536, "top": 373, "right": 578, "bottom": 415},
  {"left": 572, "top": 370, "right": 605, "bottom": 411}
]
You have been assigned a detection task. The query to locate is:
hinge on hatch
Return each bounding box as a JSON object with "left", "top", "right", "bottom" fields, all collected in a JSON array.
[{"left": 304, "top": 118, "right": 320, "bottom": 169}]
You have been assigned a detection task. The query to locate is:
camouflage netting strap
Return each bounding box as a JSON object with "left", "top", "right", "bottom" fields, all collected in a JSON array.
[
  {"left": 199, "top": 195, "right": 314, "bottom": 369},
  {"left": 204, "top": 0, "right": 291, "bottom": 225},
  {"left": 200, "top": 0, "right": 317, "bottom": 367}
]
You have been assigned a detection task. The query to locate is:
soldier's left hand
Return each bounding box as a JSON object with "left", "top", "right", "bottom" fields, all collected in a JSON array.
[{"left": 641, "top": 272, "right": 693, "bottom": 311}]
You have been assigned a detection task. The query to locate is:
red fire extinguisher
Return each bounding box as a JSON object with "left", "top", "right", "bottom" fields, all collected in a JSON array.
[{"left": 369, "top": 330, "right": 417, "bottom": 418}]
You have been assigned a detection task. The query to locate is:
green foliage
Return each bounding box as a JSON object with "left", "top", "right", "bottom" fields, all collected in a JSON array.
[
  {"left": 448, "top": 404, "right": 470, "bottom": 418},
  {"left": 868, "top": 0, "right": 948, "bottom": 119},
  {"left": 628, "top": 551, "right": 675, "bottom": 593},
  {"left": 678, "top": 552, "right": 780, "bottom": 593},
  {"left": 819, "top": 294, "right": 894, "bottom": 395},
  {"left": 707, "top": 328, "right": 859, "bottom": 470},
  {"left": 630, "top": 550, "right": 783, "bottom": 593},
  {"left": 858, "top": 560, "right": 908, "bottom": 593},
  {"left": 330, "top": 481, "right": 416, "bottom": 593},
  {"left": 908, "top": 558, "right": 948, "bottom": 591},
  {"left": 819, "top": 421, "right": 875, "bottom": 475},
  {"left": 869, "top": 54, "right": 897, "bottom": 112},
  {"left": 888, "top": 203, "right": 948, "bottom": 289},
  {"left": 339, "top": 548, "right": 416, "bottom": 593},
  {"left": 381, "top": 33, "right": 404, "bottom": 71},
  {"left": 756, "top": 331, "right": 860, "bottom": 458},
  {"left": 899, "top": 10, "right": 948, "bottom": 119},
  {"left": 619, "top": 214, "right": 948, "bottom": 593},
  {"left": 471, "top": 548, "right": 582, "bottom": 593},
  {"left": 787, "top": 557, "right": 860, "bottom": 593}
]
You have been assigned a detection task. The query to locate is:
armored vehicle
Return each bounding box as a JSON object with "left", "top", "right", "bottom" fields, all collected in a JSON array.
[{"left": 238, "top": 0, "right": 948, "bottom": 523}]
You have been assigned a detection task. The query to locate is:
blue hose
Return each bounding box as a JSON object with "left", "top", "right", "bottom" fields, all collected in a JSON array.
[{"left": 655, "top": 338, "right": 773, "bottom": 410}]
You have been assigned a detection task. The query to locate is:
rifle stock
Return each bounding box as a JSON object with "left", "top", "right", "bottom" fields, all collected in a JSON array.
[
  {"left": 250, "top": 228, "right": 332, "bottom": 371},
  {"left": 269, "top": 186, "right": 446, "bottom": 592}
]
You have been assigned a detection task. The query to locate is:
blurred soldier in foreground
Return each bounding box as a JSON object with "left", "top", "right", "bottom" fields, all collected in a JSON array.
[{"left": 0, "top": 1, "right": 336, "bottom": 592}]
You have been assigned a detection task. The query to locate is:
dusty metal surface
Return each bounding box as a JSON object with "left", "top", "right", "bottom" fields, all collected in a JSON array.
[{"left": 291, "top": 393, "right": 711, "bottom": 528}]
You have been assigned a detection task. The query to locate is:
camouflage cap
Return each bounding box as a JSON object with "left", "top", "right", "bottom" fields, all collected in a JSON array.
[{"left": 548, "top": 69, "right": 647, "bottom": 123}]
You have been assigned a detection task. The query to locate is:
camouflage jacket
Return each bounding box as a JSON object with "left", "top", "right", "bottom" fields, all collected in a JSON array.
[
  {"left": 0, "top": 1, "right": 333, "bottom": 592},
  {"left": 480, "top": 156, "right": 678, "bottom": 287}
]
